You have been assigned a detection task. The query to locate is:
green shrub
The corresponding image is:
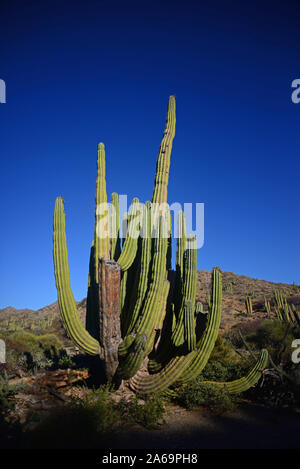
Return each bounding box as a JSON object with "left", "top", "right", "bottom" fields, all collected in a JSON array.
[
  {"left": 174, "top": 381, "right": 236, "bottom": 413},
  {"left": 197, "top": 335, "right": 250, "bottom": 383},
  {"left": 245, "top": 319, "right": 296, "bottom": 363},
  {"left": 198, "top": 360, "right": 249, "bottom": 382},
  {"left": 123, "top": 393, "right": 165, "bottom": 428},
  {"left": 57, "top": 353, "right": 76, "bottom": 369},
  {"left": 0, "top": 331, "right": 65, "bottom": 374},
  {"left": 209, "top": 336, "right": 241, "bottom": 363},
  {"left": 24, "top": 384, "right": 121, "bottom": 448},
  {"left": 0, "top": 373, "right": 23, "bottom": 417}
]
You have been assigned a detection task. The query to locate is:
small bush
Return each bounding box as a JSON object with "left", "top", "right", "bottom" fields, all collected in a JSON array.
[
  {"left": 124, "top": 393, "right": 165, "bottom": 428},
  {"left": 0, "top": 331, "right": 66, "bottom": 374},
  {"left": 208, "top": 336, "right": 242, "bottom": 364},
  {"left": 197, "top": 336, "right": 251, "bottom": 383},
  {"left": 24, "top": 384, "right": 121, "bottom": 448},
  {"left": 244, "top": 319, "right": 296, "bottom": 363},
  {"left": 174, "top": 381, "right": 236, "bottom": 414},
  {"left": 0, "top": 373, "right": 23, "bottom": 417},
  {"left": 198, "top": 360, "right": 248, "bottom": 382},
  {"left": 57, "top": 353, "right": 76, "bottom": 369}
]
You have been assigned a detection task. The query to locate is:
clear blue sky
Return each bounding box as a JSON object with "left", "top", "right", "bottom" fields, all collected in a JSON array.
[{"left": 1, "top": 0, "right": 300, "bottom": 310}]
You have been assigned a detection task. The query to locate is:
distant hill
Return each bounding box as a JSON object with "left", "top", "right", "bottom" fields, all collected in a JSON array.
[{"left": 0, "top": 271, "right": 299, "bottom": 340}]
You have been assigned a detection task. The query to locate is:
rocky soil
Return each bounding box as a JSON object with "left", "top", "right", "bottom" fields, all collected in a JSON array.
[{"left": 1, "top": 270, "right": 300, "bottom": 449}]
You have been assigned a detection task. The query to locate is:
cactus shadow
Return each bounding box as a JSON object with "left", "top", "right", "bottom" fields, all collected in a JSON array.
[{"left": 72, "top": 354, "right": 107, "bottom": 388}]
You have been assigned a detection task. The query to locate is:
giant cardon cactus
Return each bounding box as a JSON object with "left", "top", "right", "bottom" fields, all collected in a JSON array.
[{"left": 53, "top": 95, "right": 268, "bottom": 394}]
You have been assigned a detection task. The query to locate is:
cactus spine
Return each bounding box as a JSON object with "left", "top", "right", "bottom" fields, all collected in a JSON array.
[{"left": 53, "top": 95, "right": 268, "bottom": 393}]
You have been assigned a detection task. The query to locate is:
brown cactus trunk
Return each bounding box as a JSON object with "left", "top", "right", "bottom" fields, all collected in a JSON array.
[{"left": 98, "top": 258, "right": 122, "bottom": 381}]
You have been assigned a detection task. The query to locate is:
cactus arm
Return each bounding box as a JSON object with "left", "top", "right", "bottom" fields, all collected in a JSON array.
[
  {"left": 174, "top": 211, "right": 187, "bottom": 311},
  {"left": 171, "top": 243, "right": 197, "bottom": 348},
  {"left": 117, "top": 198, "right": 142, "bottom": 271},
  {"left": 94, "top": 143, "right": 110, "bottom": 280},
  {"left": 122, "top": 202, "right": 152, "bottom": 336},
  {"left": 173, "top": 267, "right": 223, "bottom": 385},
  {"left": 245, "top": 295, "right": 252, "bottom": 314},
  {"left": 85, "top": 240, "right": 99, "bottom": 340},
  {"left": 151, "top": 95, "right": 176, "bottom": 205},
  {"left": 184, "top": 301, "right": 196, "bottom": 352},
  {"left": 129, "top": 268, "right": 222, "bottom": 393},
  {"left": 199, "top": 349, "right": 269, "bottom": 393},
  {"left": 86, "top": 144, "right": 111, "bottom": 339},
  {"left": 166, "top": 210, "right": 172, "bottom": 270},
  {"left": 115, "top": 216, "right": 168, "bottom": 379},
  {"left": 120, "top": 271, "right": 128, "bottom": 311},
  {"left": 292, "top": 305, "right": 300, "bottom": 327},
  {"left": 109, "top": 192, "right": 121, "bottom": 260},
  {"left": 53, "top": 197, "right": 99, "bottom": 355}
]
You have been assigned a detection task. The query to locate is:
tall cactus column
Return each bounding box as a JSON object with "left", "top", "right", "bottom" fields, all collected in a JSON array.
[
  {"left": 152, "top": 95, "right": 176, "bottom": 204},
  {"left": 53, "top": 197, "right": 100, "bottom": 355},
  {"left": 53, "top": 95, "right": 270, "bottom": 394}
]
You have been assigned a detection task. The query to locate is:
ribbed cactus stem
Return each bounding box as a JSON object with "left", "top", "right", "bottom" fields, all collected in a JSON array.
[
  {"left": 109, "top": 192, "right": 121, "bottom": 260},
  {"left": 245, "top": 295, "right": 252, "bottom": 314},
  {"left": 172, "top": 243, "right": 197, "bottom": 348},
  {"left": 292, "top": 306, "right": 300, "bottom": 327},
  {"left": 53, "top": 197, "right": 99, "bottom": 355},
  {"left": 129, "top": 268, "right": 222, "bottom": 393},
  {"left": 122, "top": 202, "right": 152, "bottom": 336},
  {"left": 177, "top": 267, "right": 223, "bottom": 384},
  {"left": 115, "top": 216, "right": 168, "bottom": 379},
  {"left": 117, "top": 198, "right": 142, "bottom": 271},
  {"left": 184, "top": 301, "right": 197, "bottom": 352},
  {"left": 200, "top": 349, "right": 269, "bottom": 393},
  {"left": 174, "top": 211, "right": 187, "bottom": 314},
  {"left": 166, "top": 210, "right": 172, "bottom": 271},
  {"left": 152, "top": 95, "right": 176, "bottom": 204},
  {"left": 94, "top": 143, "right": 110, "bottom": 282},
  {"left": 264, "top": 297, "right": 271, "bottom": 315}
]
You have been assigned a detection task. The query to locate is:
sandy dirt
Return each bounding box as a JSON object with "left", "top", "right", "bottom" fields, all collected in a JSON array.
[{"left": 104, "top": 403, "right": 300, "bottom": 449}]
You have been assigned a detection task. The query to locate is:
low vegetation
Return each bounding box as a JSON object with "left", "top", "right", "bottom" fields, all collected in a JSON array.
[
  {"left": 0, "top": 382, "right": 166, "bottom": 448},
  {"left": 173, "top": 381, "right": 236, "bottom": 413},
  {"left": 0, "top": 330, "right": 74, "bottom": 376}
]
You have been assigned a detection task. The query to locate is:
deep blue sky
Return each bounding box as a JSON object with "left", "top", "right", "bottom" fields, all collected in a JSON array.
[{"left": 1, "top": 0, "right": 300, "bottom": 309}]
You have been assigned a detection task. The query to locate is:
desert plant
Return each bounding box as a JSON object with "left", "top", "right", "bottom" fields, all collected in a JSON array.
[
  {"left": 196, "top": 301, "right": 204, "bottom": 314},
  {"left": 174, "top": 380, "right": 236, "bottom": 413},
  {"left": 0, "top": 373, "right": 23, "bottom": 417},
  {"left": 243, "top": 319, "right": 298, "bottom": 365},
  {"left": 245, "top": 295, "right": 253, "bottom": 314},
  {"left": 24, "top": 385, "right": 122, "bottom": 448},
  {"left": 123, "top": 393, "right": 165, "bottom": 428},
  {"left": 273, "top": 289, "right": 299, "bottom": 324},
  {"left": 224, "top": 281, "right": 233, "bottom": 293},
  {"left": 264, "top": 296, "right": 271, "bottom": 315},
  {"left": 0, "top": 331, "right": 65, "bottom": 373},
  {"left": 52, "top": 95, "right": 268, "bottom": 395},
  {"left": 57, "top": 353, "right": 76, "bottom": 369}
]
